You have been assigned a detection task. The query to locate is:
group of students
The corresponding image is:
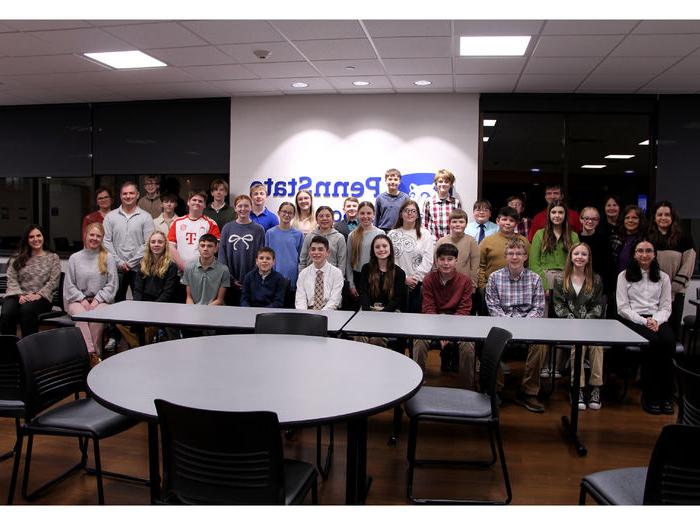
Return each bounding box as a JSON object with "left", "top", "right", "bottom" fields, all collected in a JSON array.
[{"left": 0, "top": 170, "right": 695, "bottom": 417}]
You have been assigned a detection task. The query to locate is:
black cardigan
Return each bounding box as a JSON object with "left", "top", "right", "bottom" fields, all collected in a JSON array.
[
  {"left": 133, "top": 261, "right": 180, "bottom": 302},
  {"left": 358, "top": 263, "right": 407, "bottom": 312}
]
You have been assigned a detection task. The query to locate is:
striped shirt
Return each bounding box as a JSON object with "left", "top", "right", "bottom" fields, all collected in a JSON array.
[
  {"left": 423, "top": 194, "right": 461, "bottom": 242},
  {"left": 485, "top": 267, "right": 545, "bottom": 318}
]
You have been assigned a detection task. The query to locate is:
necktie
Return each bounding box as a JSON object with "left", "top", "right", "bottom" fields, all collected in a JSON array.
[
  {"left": 478, "top": 223, "right": 486, "bottom": 244},
  {"left": 313, "top": 269, "right": 324, "bottom": 310}
]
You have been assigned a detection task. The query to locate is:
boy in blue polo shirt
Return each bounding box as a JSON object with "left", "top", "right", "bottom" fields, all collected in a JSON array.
[
  {"left": 241, "top": 247, "right": 287, "bottom": 308},
  {"left": 250, "top": 183, "right": 279, "bottom": 231}
]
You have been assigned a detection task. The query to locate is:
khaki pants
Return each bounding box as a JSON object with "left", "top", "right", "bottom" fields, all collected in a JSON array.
[
  {"left": 117, "top": 324, "right": 158, "bottom": 349},
  {"left": 497, "top": 344, "right": 548, "bottom": 395},
  {"left": 570, "top": 345, "right": 604, "bottom": 387},
  {"left": 354, "top": 335, "right": 390, "bottom": 347},
  {"left": 412, "top": 339, "right": 476, "bottom": 390}
]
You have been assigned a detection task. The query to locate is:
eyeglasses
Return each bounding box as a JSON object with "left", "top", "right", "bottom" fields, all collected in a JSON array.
[
  {"left": 581, "top": 217, "right": 599, "bottom": 222},
  {"left": 279, "top": 210, "right": 294, "bottom": 216},
  {"left": 505, "top": 252, "right": 526, "bottom": 257},
  {"left": 403, "top": 209, "right": 418, "bottom": 215}
]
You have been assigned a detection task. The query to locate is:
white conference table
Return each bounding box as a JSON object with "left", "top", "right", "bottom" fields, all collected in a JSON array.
[{"left": 342, "top": 310, "right": 649, "bottom": 456}]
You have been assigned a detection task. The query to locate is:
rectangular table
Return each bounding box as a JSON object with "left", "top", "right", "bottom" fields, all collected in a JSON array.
[{"left": 341, "top": 311, "right": 649, "bottom": 456}]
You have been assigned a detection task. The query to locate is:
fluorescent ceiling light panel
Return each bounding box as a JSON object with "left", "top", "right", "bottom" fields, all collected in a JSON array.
[
  {"left": 483, "top": 119, "right": 497, "bottom": 127},
  {"left": 639, "top": 139, "right": 650, "bottom": 145},
  {"left": 84, "top": 51, "right": 166, "bottom": 69},
  {"left": 483, "top": 137, "right": 490, "bottom": 142},
  {"left": 460, "top": 36, "right": 531, "bottom": 56},
  {"left": 605, "top": 154, "right": 635, "bottom": 159},
  {"left": 581, "top": 165, "right": 606, "bottom": 169}
]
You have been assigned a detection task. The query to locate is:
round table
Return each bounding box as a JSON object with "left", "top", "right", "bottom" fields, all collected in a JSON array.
[{"left": 87, "top": 334, "right": 423, "bottom": 504}]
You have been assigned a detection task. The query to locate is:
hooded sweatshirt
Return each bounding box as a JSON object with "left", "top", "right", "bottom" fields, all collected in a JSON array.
[{"left": 298, "top": 227, "right": 347, "bottom": 279}]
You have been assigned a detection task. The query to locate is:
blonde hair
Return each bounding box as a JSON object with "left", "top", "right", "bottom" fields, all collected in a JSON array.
[
  {"left": 84, "top": 222, "right": 108, "bottom": 275},
  {"left": 141, "top": 231, "right": 173, "bottom": 278},
  {"left": 562, "top": 242, "right": 594, "bottom": 295},
  {"left": 434, "top": 169, "right": 455, "bottom": 185},
  {"left": 351, "top": 201, "right": 375, "bottom": 268}
]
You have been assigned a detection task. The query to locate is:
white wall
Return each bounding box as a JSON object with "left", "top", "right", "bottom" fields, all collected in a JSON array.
[{"left": 229, "top": 93, "right": 479, "bottom": 220}]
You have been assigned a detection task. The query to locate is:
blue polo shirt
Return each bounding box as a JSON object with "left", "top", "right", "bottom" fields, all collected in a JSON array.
[{"left": 251, "top": 207, "right": 280, "bottom": 232}]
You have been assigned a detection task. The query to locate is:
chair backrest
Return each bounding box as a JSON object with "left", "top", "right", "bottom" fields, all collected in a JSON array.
[
  {"left": 673, "top": 358, "right": 700, "bottom": 426},
  {"left": 155, "top": 399, "right": 286, "bottom": 504},
  {"left": 254, "top": 312, "right": 328, "bottom": 337},
  {"left": 479, "top": 327, "right": 512, "bottom": 404},
  {"left": 16, "top": 327, "right": 89, "bottom": 418},
  {"left": 644, "top": 424, "right": 700, "bottom": 504},
  {"left": 0, "top": 335, "right": 21, "bottom": 402},
  {"left": 51, "top": 272, "right": 66, "bottom": 309}
]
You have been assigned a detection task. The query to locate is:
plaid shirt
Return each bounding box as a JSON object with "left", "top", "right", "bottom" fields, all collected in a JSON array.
[
  {"left": 423, "top": 195, "right": 461, "bottom": 241},
  {"left": 515, "top": 217, "right": 531, "bottom": 238},
  {"left": 485, "top": 267, "right": 545, "bottom": 318}
]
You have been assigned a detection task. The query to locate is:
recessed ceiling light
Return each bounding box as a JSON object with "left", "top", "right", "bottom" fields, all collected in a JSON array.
[
  {"left": 530, "top": 168, "right": 540, "bottom": 173},
  {"left": 344, "top": 66, "right": 356, "bottom": 71},
  {"left": 581, "top": 165, "right": 606, "bottom": 169},
  {"left": 605, "top": 154, "right": 635, "bottom": 159},
  {"left": 413, "top": 80, "right": 432, "bottom": 86},
  {"left": 352, "top": 81, "right": 370, "bottom": 86},
  {"left": 483, "top": 137, "right": 490, "bottom": 142},
  {"left": 291, "top": 82, "right": 308, "bottom": 88},
  {"left": 639, "top": 139, "right": 650, "bottom": 146},
  {"left": 625, "top": 170, "right": 636, "bottom": 174},
  {"left": 460, "top": 36, "right": 531, "bottom": 56},
  {"left": 83, "top": 51, "right": 166, "bottom": 70},
  {"left": 483, "top": 119, "right": 497, "bottom": 127}
]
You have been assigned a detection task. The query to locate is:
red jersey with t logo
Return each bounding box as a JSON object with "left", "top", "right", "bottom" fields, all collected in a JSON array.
[{"left": 168, "top": 215, "right": 220, "bottom": 265}]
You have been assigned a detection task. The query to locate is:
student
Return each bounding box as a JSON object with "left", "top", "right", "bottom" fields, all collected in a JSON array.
[
  {"left": 203, "top": 178, "right": 237, "bottom": 231},
  {"left": 464, "top": 200, "right": 498, "bottom": 244},
  {"left": 334, "top": 196, "right": 360, "bottom": 241},
  {"left": 82, "top": 187, "right": 113, "bottom": 241},
  {"left": 423, "top": 169, "right": 462, "bottom": 241},
  {"left": 218, "top": 194, "right": 265, "bottom": 305},
  {"left": 485, "top": 237, "right": 548, "bottom": 413},
  {"left": 1, "top": 224, "right": 60, "bottom": 337},
  {"left": 182, "top": 233, "right": 229, "bottom": 306},
  {"left": 412, "top": 243, "right": 476, "bottom": 390},
  {"left": 295, "top": 235, "right": 344, "bottom": 311},
  {"left": 241, "top": 247, "right": 287, "bottom": 308},
  {"left": 358, "top": 235, "right": 407, "bottom": 313},
  {"left": 388, "top": 200, "right": 434, "bottom": 313},
  {"left": 610, "top": 204, "right": 646, "bottom": 275},
  {"left": 154, "top": 193, "right": 179, "bottom": 236},
  {"left": 507, "top": 194, "right": 530, "bottom": 238},
  {"left": 265, "top": 202, "right": 304, "bottom": 298},
  {"left": 478, "top": 206, "right": 529, "bottom": 289},
  {"left": 64, "top": 222, "right": 118, "bottom": 365},
  {"left": 168, "top": 189, "right": 221, "bottom": 272},
  {"left": 299, "top": 206, "right": 347, "bottom": 276},
  {"left": 552, "top": 243, "right": 605, "bottom": 411},
  {"left": 292, "top": 189, "right": 316, "bottom": 236},
  {"left": 375, "top": 168, "right": 409, "bottom": 232},
  {"left": 347, "top": 201, "right": 383, "bottom": 299},
  {"left": 528, "top": 184, "right": 581, "bottom": 242},
  {"left": 602, "top": 195, "right": 623, "bottom": 238},
  {"left": 249, "top": 183, "right": 279, "bottom": 232},
  {"left": 648, "top": 200, "right": 696, "bottom": 340},
  {"left": 616, "top": 239, "right": 675, "bottom": 415},
  {"left": 138, "top": 175, "right": 162, "bottom": 219},
  {"left": 435, "top": 208, "right": 479, "bottom": 285},
  {"left": 578, "top": 206, "right": 612, "bottom": 293}
]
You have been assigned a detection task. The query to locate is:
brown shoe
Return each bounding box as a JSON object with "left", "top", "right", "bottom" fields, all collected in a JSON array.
[
  {"left": 515, "top": 391, "right": 545, "bottom": 413},
  {"left": 89, "top": 353, "right": 102, "bottom": 368}
]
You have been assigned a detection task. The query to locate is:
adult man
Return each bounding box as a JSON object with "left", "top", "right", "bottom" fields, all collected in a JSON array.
[
  {"left": 485, "top": 237, "right": 548, "bottom": 413},
  {"left": 138, "top": 175, "right": 162, "bottom": 219},
  {"left": 334, "top": 197, "right": 360, "bottom": 241},
  {"left": 478, "top": 207, "right": 529, "bottom": 289},
  {"left": 295, "top": 236, "right": 344, "bottom": 311},
  {"left": 528, "top": 184, "right": 581, "bottom": 241},
  {"left": 169, "top": 190, "right": 221, "bottom": 272},
  {"left": 203, "top": 178, "right": 237, "bottom": 231},
  {"left": 413, "top": 243, "right": 476, "bottom": 390},
  {"left": 464, "top": 200, "right": 498, "bottom": 244}
]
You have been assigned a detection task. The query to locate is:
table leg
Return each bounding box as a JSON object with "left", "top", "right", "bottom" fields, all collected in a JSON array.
[
  {"left": 147, "top": 421, "right": 161, "bottom": 503},
  {"left": 561, "top": 343, "right": 587, "bottom": 456},
  {"left": 346, "top": 416, "right": 372, "bottom": 504}
]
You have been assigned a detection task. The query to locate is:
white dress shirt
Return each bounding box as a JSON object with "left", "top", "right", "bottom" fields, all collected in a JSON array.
[
  {"left": 616, "top": 269, "right": 672, "bottom": 325},
  {"left": 295, "top": 261, "right": 344, "bottom": 310}
]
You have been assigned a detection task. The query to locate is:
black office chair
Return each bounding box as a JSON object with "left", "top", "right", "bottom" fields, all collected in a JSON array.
[
  {"left": 254, "top": 312, "right": 333, "bottom": 479},
  {"left": 8, "top": 327, "right": 146, "bottom": 504},
  {"left": 682, "top": 288, "right": 700, "bottom": 355},
  {"left": 674, "top": 357, "right": 700, "bottom": 426},
  {"left": 405, "top": 326, "right": 513, "bottom": 504},
  {"left": 580, "top": 424, "right": 700, "bottom": 504},
  {"left": 0, "top": 336, "right": 23, "bottom": 471},
  {"left": 155, "top": 399, "right": 318, "bottom": 504},
  {"left": 37, "top": 272, "right": 75, "bottom": 328}
]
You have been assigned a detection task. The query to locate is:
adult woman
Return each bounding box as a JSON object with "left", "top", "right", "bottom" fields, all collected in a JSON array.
[
  {"left": 552, "top": 243, "right": 604, "bottom": 410},
  {"left": 81, "top": 187, "right": 113, "bottom": 241},
  {"left": 356, "top": 235, "right": 407, "bottom": 347},
  {"left": 617, "top": 239, "right": 675, "bottom": 415},
  {"left": 0, "top": 224, "right": 60, "bottom": 337},
  {"left": 346, "top": 201, "right": 383, "bottom": 298},
  {"left": 298, "top": 206, "right": 346, "bottom": 275},
  {"left": 602, "top": 195, "right": 622, "bottom": 238},
  {"left": 610, "top": 205, "right": 646, "bottom": 275},
  {"left": 292, "top": 189, "right": 316, "bottom": 236},
  {"left": 64, "top": 222, "right": 118, "bottom": 364},
  {"left": 648, "top": 200, "right": 696, "bottom": 340},
  {"left": 388, "top": 200, "right": 434, "bottom": 313},
  {"left": 265, "top": 202, "right": 304, "bottom": 296}
]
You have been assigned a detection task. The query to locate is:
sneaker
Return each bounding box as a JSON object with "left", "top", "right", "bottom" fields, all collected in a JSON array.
[
  {"left": 641, "top": 396, "right": 661, "bottom": 415},
  {"left": 573, "top": 389, "right": 586, "bottom": 411},
  {"left": 104, "top": 338, "right": 117, "bottom": 352},
  {"left": 660, "top": 399, "right": 675, "bottom": 415},
  {"left": 588, "top": 387, "right": 602, "bottom": 410},
  {"left": 540, "top": 368, "right": 551, "bottom": 379},
  {"left": 515, "top": 391, "right": 545, "bottom": 413},
  {"left": 553, "top": 369, "right": 563, "bottom": 379}
]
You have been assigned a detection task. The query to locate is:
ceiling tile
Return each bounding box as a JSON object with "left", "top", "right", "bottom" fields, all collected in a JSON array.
[
  {"left": 104, "top": 22, "right": 207, "bottom": 49},
  {"left": 294, "top": 39, "right": 376, "bottom": 60},
  {"left": 577, "top": 76, "right": 650, "bottom": 91},
  {"left": 516, "top": 74, "right": 585, "bottom": 92},
  {"left": 374, "top": 37, "right": 452, "bottom": 58},
  {"left": 364, "top": 20, "right": 451, "bottom": 37},
  {"left": 0, "top": 32, "right": 65, "bottom": 57},
  {"left": 542, "top": 20, "right": 638, "bottom": 35},
  {"left": 326, "top": 76, "right": 392, "bottom": 89},
  {"left": 454, "top": 57, "right": 526, "bottom": 74},
  {"left": 311, "top": 59, "right": 384, "bottom": 76},
  {"left": 633, "top": 21, "right": 700, "bottom": 34},
  {"left": 272, "top": 20, "right": 365, "bottom": 40},
  {"left": 88, "top": 21, "right": 168, "bottom": 27},
  {"left": 639, "top": 74, "right": 700, "bottom": 93},
  {"left": 218, "top": 42, "right": 304, "bottom": 63},
  {"left": 453, "top": 20, "right": 544, "bottom": 35},
  {"left": 80, "top": 67, "right": 197, "bottom": 85},
  {"left": 180, "top": 20, "right": 284, "bottom": 44},
  {"left": 180, "top": 64, "right": 256, "bottom": 81},
  {"left": 389, "top": 75, "right": 453, "bottom": 89},
  {"left": 593, "top": 56, "right": 677, "bottom": 76},
  {"left": 611, "top": 34, "right": 700, "bottom": 57},
  {"left": 396, "top": 87, "right": 452, "bottom": 94},
  {"left": 532, "top": 35, "right": 624, "bottom": 57},
  {"left": 3, "top": 20, "right": 93, "bottom": 31},
  {"left": 455, "top": 74, "right": 518, "bottom": 91},
  {"left": 339, "top": 88, "right": 395, "bottom": 95},
  {"left": 0, "top": 22, "right": 18, "bottom": 33},
  {"left": 31, "top": 28, "right": 133, "bottom": 54},
  {"left": 210, "top": 78, "right": 280, "bottom": 93},
  {"left": 383, "top": 58, "right": 452, "bottom": 75},
  {"left": 147, "top": 46, "right": 237, "bottom": 67},
  {"left": 0, "top": 54, "right": 107, "bottom": 75},
  {"left": 244, "top": 61, "right": 318, "bottom": 79},
  {"left": 269, "top": 77, "right": 335, "bottom": 91},
  {"left": 524, "top": 56, "right": 601, "bottom": 75}
]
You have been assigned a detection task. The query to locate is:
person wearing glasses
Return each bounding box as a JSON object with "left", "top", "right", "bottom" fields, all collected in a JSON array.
[
  {"left": 265, "top": 202, "right": 304, "bottom": 305},
  {"left": 578, "top": 206, "right": 612, "bottom": 295},
  {"left": 82, "top": 187, "right": 113, "bottom": 241},
  {"left": 617, "top": 239, "right": 674, "bottom": 416}
]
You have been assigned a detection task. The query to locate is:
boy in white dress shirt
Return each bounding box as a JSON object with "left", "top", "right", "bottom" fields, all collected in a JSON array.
[{"left": 295, "top": 236, "right": 344, "bottom": 310}]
